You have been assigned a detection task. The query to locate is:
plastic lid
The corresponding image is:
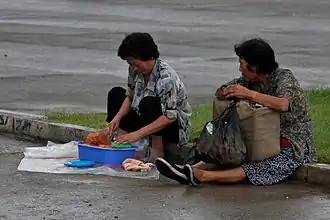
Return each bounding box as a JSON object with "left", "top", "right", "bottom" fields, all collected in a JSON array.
[
  {"left": 64, "top": 160, "right": 95, "bottom": 167},
  {"left": 111, "top": 142, "right": 132, "bottom": 148}
]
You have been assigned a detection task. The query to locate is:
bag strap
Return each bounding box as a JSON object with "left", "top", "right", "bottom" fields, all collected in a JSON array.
[{"left": 215, "top": 100, "right": 236, "bottom": 120}]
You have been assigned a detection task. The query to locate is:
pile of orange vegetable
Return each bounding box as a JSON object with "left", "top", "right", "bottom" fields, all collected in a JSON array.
[{"left": 82, "top": 129, "right": 115, "bottom": 148}]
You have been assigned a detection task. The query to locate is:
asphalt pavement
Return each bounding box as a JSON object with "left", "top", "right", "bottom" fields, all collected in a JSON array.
[
  {"left": 1, "top": 0, "right": 330, "bottom": 113},
  {"left": 1, "top": 134, "right": 330, "bottom": 220},
  {"left": 1, "top": 1, "right": 330, "bottom": 219}
]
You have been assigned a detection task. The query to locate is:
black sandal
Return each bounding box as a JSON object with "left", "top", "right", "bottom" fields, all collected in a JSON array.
[{"left": 155, "top": 158, "right": 190, "bottom": 184}]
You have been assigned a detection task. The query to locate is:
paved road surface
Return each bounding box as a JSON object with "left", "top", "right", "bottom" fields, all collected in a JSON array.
[
  {"left": 1, "top": 134, "right": 330, "bottom": 219},
  {"left": 0, "top": 0, "right": 330, "bottom": 113}
]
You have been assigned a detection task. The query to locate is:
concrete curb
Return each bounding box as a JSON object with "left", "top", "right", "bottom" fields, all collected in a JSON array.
[
  {"left": 0, "top": 109, "right": 93, "bottom": 143},
  {"left": 1, "top": 109, "right": 329, "bottom": 187},
  {"left": 292, "top": 163, "right": 330, "bottom": 186}
]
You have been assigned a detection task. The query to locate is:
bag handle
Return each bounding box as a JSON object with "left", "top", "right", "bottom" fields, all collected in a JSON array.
[{"left": 214, "top": 100, "right": 237, "bottom": 120}]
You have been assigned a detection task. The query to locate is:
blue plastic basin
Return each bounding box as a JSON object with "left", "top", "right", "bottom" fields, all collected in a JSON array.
[{"left": 77, "top": 142, "right": 138, "bottom": 165}]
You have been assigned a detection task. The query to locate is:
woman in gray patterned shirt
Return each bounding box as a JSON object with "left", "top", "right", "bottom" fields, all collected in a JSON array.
[
  {"left": 156, "top": 38, "right": 318, "bottom": 186},
  {"left": 107, "top": 32, "right": 192, "bottom": 162}
]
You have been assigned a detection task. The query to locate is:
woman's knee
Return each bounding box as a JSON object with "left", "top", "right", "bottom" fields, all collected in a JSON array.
[
  {"left": 106, "top": 87, "right": 127, "bottom": 123},
  {"left": 139, "top": 96, "right": 162, "bottom": 116},
  {"left": 108, "top": 86, "right": 126, "bottom": 98}
]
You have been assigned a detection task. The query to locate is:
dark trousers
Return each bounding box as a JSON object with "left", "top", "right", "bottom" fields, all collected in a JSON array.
[{"left": 106, "top": 87, "right": 179, "bottom": 144}]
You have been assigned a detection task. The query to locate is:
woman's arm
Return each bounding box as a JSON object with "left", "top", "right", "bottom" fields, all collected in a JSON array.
[
  {"left": 115, "top": 67, "right": 135, "bottom": 120},
  {"left": 224, "top": 84, "right": 290, "bottom": 112},
  {"left": 215, "top": 76, "right": 246, "bottom": 97},
  {"left": 138, "top": 115, "right": 176, "bottom": 137},
  {"left": 249, "top": 91, "right": 289, "bottom": 112},
  {"left": 114, "top": 96, "right": 131, "bottom": 120},
  {"left": 224, "top": 69, "right": 303, "bottom": 112},
  {"left": 113, "top": 75, "right": 179, "bottom": 144},
  {"left": 249, "top": 70, "right": 301, "bottom": 112}
]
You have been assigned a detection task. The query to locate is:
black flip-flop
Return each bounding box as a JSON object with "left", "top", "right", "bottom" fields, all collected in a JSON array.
[
  {"left": 184, "top": 164, "right": 202, "bottom": 186},
  {"left": 155, "top": 158, "right": 189, "bottom": 184}
]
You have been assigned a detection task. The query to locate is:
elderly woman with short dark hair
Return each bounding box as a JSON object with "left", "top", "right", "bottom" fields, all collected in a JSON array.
[
  {"left": 106, "top": 32, "right": 192, "bottom": 161},
  {"left": 155, "top": 38, "right": 318, "bottom": 186}
]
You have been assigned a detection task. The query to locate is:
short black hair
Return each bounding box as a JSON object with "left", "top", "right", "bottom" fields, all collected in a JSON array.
[
  {"left": 234, "top": 38, "right": 278, "bottom": 74},
  {"left": 117, "top": 32, "right": 160, "bottom": 61}
]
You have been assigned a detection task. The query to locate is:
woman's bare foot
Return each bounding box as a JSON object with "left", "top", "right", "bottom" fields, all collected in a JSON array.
[{"left": 192, "top": 167, "right": 205, "bottom": 182}]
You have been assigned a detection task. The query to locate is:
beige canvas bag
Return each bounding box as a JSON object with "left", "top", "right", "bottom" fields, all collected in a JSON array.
[
  {"left": 213, "top": 97, "right": 281, "bottom": 161},
  {"left": 212, "top": 97, "right": 231, "bottom": 120}
]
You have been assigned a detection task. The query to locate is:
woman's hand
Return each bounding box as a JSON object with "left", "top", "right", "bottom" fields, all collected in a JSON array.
[
  {"left": 107, "top": 116, "right": 121, "bottom": 137},
  {"left": 223, "top": 84, "right": 256, "bottom": 99},
  {"left": 114, "top": 131, "right": 143, "bottom": 144}
]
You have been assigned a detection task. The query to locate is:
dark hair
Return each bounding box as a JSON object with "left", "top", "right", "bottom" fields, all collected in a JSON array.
[
  {"left": 234, "top": 38, "right": 278, "bottom": 74},
  {"left": 117, "top": 32, "right": 160, "bottom": 61}
]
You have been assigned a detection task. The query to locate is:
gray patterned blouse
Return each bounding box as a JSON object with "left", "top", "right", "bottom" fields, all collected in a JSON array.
[
  {"left": 218, "top": 68, "right": 318, "bottom": 163},
  {"left": 126, "top": 58, "right": 192, "bottom": 147}
]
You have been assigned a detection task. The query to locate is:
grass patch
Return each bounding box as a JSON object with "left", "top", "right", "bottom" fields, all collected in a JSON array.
[
  {"left": 305, "top": 90, "right": 330, "bottom": 163},
  {"left": 48, "top": 89, "right": 330, "bottom": 163}
]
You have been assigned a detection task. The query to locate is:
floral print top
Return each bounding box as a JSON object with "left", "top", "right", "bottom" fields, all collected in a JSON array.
[
  {"left": 218, "top": 68, "right": 318, "bottom": 163},
  {"left": 126, "top": 58, "right": 192, "bottom": 147}
]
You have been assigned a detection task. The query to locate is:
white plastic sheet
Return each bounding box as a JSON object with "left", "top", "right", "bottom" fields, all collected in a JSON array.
[
  {"left": 17, "top": 140, "right": 159, "bottom": 180},
  {"left": 24, "top": 141, "right": 78, "bottom": 159}
]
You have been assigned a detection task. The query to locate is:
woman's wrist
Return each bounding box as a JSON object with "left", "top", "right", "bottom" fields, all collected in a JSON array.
[
  {"left": 137, "top": 128, "right": 147, "bottom": 138},
  {"left": 249, "top": 90, "right": 258, "bottom": 101},
  {"left": 114, "top": 114, "right": 122, "bottom": 121}
]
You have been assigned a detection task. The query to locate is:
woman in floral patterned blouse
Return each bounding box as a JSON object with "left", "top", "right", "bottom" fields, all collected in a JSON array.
[
  {"left": 106, "top": 32, "right": 192, "bottom": 161},
  {"left": 156, "top": 38, "right": 318, "bottom": 186}
]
